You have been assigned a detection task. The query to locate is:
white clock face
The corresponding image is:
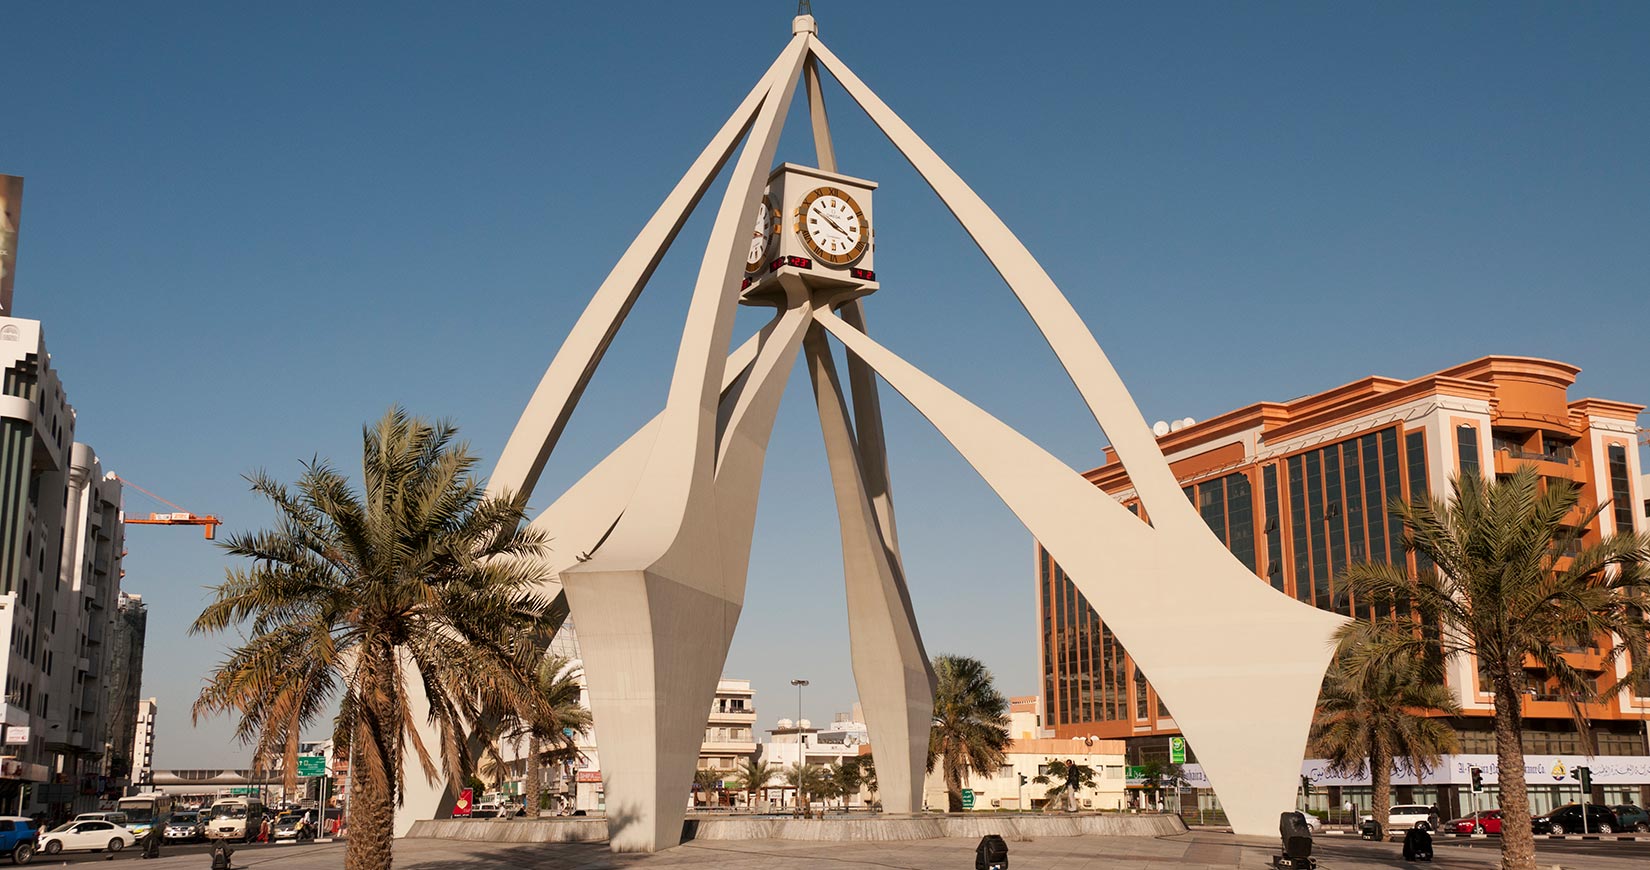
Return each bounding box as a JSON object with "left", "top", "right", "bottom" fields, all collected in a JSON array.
[
  {"left": 746, "top": 197, "right": 777, "bottom": 274},
  {"left": 796, "top": 187, "right": 869, "bottom": 265}
]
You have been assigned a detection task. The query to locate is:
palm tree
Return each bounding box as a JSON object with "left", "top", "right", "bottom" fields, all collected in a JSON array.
[
  {"left": 1032, "top": 759, "right": 1096, "bottom": 812},
  {"left": 1311, "top": 621, "right": 1460, "bottom": 838},
  {"left": 1342, "top": 468, "right": 1650, "bottom": 870},
  {"left": 694, "top": 768, "right": 723, "bottom": 808},
  {"left": 858, "top": 755, "right": 878, "bottom": 807},
  {"left": 479, "top": 649, "right": 589, "bottom": 817},
  {"left": 826, "top": 760, "right": 862, "bottom": 808},
  {"left": 730, "top": 757, "right": 777, "bottom": 810},
  {"left": 785, "top": 762, "right": 827, "bottom": 812},
  {"left": 927, "top": 654, "right": 1012, "bottom": 812},
  {"left": 192, "top": 409, "right": 562, "bottom": 870}
]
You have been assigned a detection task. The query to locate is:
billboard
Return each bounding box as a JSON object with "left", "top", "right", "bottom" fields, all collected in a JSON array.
[{"left": 0, "top": 175, "right": 19, "bottom": 316}]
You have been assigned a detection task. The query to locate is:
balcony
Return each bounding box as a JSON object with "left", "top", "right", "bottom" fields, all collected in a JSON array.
[{"left": 1493, "top": 447, "right": 1580, "bottom": 479}]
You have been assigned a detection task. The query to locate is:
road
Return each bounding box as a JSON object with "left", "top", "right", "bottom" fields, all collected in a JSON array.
[
  {"left": 1308, "top": 832, "right": 1650, "bottom": 868},
  {"left": 31, "top": 838, "right": 338, "bottom": 865}
]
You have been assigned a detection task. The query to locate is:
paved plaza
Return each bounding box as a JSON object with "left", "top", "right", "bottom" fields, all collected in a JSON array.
[{"left": 36, "top": 831, "right": 1650, "bottom": 870}]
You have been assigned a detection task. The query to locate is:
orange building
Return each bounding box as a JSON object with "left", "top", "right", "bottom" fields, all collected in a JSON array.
[{"left": 1036, "top": 356, "right": 1647, "bottom": 809}]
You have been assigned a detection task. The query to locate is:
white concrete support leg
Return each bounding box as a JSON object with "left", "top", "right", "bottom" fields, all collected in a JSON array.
[
  {"left": 813, "top": 307, "right": 1345, "bottom": 837},
  {"left": 804, "top": 323, "right": 933, "bottom": 816}
]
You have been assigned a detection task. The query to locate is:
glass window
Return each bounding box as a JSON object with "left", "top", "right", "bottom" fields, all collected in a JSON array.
[
  {"left": 1382, "top": 429, "right": 1404, "bottom": 562},
  {"left": 1406, "top": 431, "right": 1431, "bottom": 575},
  {"left": 1323, "top": 446, "right": 1348, "bottom": 614},
  {"left": 1263, "top": 465, "right": 1284, "bottom": 591},
  {"left": 1226, "top": 473, "right": 1256, "bottom": 574},
  {"left": 1457, "top": 425, "right": 1480, "bottom": 478},
  {"left": 1305, "top": 451, "right": 1329, "bottom": 610},
  {"left": 1343, "top": 442, "right": 1366, "bottom": 565},
  {"left": 1134, "top": 668, "right": 1149, "bottom": 720},
  {"left": 1360, "top": 435, "right": 1387, "bottom": 566},
  {"left": 1200, "top": 478, "right": 1228, "bottom": 545},
  {"left": 1607, "top": 445, "right": 1633, "bottom": 534},
  {"left": 1288, "top": 456, "right": 1310, "bottom": 602},
  {"left": 1101, "top": 626, "right": 1118, "bottom": 720}
]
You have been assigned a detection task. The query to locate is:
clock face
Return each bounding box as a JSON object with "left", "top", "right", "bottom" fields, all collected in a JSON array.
[
  {"left": 746, "top": 196, "right": 778, "bottom": 274},
  {"left": 796, "top": 186, "right": 869, "bottom": 265}
]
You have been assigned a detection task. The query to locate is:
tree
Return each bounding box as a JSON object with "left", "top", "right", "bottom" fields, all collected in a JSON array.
[
  {"left": 730, "top": 757, "right": 778, "bottom": 809},
  {"left": 1342, "top": 468, "right": 1650, "bottom": 870},
  {"left": 1032, "top": 759, "right": 1096, "bottom": 812},
  {"left": 693, "top": 768, "right": 723, "bottom": 808},
  {"left": 785, "top": 762, "right": 827, "bottom": 811},
  {"left": 858, "top": 755, "right": 878, "bottom": 805},
  {"left": 477, "top": 649, "right": 589, "bottom": 816},
  {"left": 826, "top": 760, "right": 863, "bottom": 808},
  {"left": 192, "top": 409, "right": 562, "bottom": 870},
  {"left": 1311, "top": 621, "right": 1459, "bottom": 838},
  {"left": 927, "top": 654, "right": 1012, "bottom": 812},
  {"left": 1132, "top": 759, "right": 1184, "bottom": 811}
]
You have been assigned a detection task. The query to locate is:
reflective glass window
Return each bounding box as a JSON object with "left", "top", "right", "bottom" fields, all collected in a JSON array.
[
  {"left": 1226, "top": 473, "right": 1256, "bottom": 574},
  {"left": 1457, "top": 425, "right": 1480, "bottom": 478},
  {"left": 1607, "top": 445, "right": 1633, "bottom": 533},
  {"left": 1288, "top": 455, "right": 1310, "bottom": 602},
  {"left": 1263, "top": 464, "right": 1284, "bottom": 591}
]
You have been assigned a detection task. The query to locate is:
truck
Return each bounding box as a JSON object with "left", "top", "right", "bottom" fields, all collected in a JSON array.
[{"left": 0, "top": 816, "right": 37, "bottom": 864}]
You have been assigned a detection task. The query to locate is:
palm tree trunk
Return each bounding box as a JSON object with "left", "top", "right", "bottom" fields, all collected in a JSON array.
[
  {"left": 344, "top": 703, "right": 397, "bottom": 870},
  {"left": 523, "top": 735, "right": 542, "bottom": 819},
  {"left": 945, "top": 757, "right": 963, "bottom": 812},
  {"left": 1491, "top": 674, "right": 1536, "bottom": 870},
  {"left": 1370, "top": 736, "right": 1392, "bottom": 840}
]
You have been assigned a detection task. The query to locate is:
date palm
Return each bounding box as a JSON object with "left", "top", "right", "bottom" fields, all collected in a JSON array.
[
  {"left": 480, "top": 648, "right": 589, "bottom": 817},
  {"left": 730, "top": 757, "right": 777, "bottom": 809},
  {"left": 192, "top": 409, "right": 563, "bottom": 870},
  {"left": 1311, "top": 620, "right": 1459, "bottom": 839},
  {"left": 694, "top": 768, "right": 723, "bottom": 808},
  {"left": 826, "top": 759, "right": 863, "bottom": 808},
  {"left": 1342, "top": 467, "right": 1650, "bottom": 870},
  {"left": 1033, "top": 759, "right": 1096, "bottom": 812},
  {"left": 927, "top": 654, "right": 1011, "bottom": 812},
  {"left": 785, "top": 762, "right": 828, "bottom": 811}
]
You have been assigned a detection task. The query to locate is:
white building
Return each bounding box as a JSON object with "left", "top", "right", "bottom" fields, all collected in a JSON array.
[
  {"left": 921, "top": 737, "right": 1129, "bottom": 812},
  {"left": 130, "top": 698, "right": 157, "bottom": 790}
]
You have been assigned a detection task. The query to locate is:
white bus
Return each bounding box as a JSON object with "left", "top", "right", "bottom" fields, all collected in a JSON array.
[
  {"left": 115, "top": 793, "right": 174, "bottom": 839},
  {"left": 203, "top": 797, "right": 265, "bottom": 842}
]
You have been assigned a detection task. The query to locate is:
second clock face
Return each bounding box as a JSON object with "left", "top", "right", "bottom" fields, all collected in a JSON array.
[
  {"left": 746, "top": 196, "right": 778, "bottom": 274},
  {"left": 796, "top": 186, "right": 869, "bottom": 265}
]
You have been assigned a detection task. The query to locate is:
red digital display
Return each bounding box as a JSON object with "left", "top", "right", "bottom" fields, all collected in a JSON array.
[
  {"left": 768, "top": 258, "right": 785, "bottom": 273},
  {"left": 741, "top": 278, "right": 752, "bottom": 290},
  {"left": 850, "top": 268, "right": 876, "bottom": 281},
  {"left": 770, "top": 256, "right": 813, "bottom": 271}
]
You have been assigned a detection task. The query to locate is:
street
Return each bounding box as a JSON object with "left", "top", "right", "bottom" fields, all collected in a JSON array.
[{"left": 30, "top": 839, "right": 339, "bottom": 866}]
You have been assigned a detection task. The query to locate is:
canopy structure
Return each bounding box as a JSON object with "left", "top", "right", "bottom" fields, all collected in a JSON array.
[{"left": 396, "top": 13, "right": 1347, "bottom": 851}]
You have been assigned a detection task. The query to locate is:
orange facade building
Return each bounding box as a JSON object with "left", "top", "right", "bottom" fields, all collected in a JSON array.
[{"left": 1036, "top": 357, "right": 1647, "bottom": 781}]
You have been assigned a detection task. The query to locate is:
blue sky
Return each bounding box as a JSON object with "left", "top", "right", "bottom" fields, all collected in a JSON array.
[{"left": 7, "top": 2, "right": 1646, "bottom": 768}]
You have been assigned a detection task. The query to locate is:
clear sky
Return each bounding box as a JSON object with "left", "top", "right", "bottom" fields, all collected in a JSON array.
[{"left": 7, "top": 2, "right": 1646, "bottom": 768}]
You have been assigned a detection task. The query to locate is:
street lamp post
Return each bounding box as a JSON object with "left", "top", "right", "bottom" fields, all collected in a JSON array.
[{"left": 790, "top": 679, "right": 809, "bottom": 814}]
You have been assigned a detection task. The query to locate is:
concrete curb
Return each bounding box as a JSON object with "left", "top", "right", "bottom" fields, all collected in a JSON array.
[{"left": 406, "top": 813, "right": 1188, "bottom": 844}]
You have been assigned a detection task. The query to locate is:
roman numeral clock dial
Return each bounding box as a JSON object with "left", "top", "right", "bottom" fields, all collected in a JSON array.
[{"left": 796, "top": 186, "right": 870, "bottom": 265}]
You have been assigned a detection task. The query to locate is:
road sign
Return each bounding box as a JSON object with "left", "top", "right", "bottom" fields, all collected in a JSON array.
[
  {"left": 230, "top": 787, "right": 257, "bottom": 795},
  {"left": 961, "top": 788, "right": 975, "bottom": 809},
  {"left": 1169, "top": 737, "right": 1186, "bottom": 764},
  {"left": 297, "top": 756, "right": 326, "bottom": 777}
]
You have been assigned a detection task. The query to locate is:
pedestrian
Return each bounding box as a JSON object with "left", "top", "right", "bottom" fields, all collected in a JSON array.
[
  {"left": 140, "top": 821, "right": 161, "bottom": 859},
  {"left": 258, "top": 816, "right": 272, "bottom": 843}
]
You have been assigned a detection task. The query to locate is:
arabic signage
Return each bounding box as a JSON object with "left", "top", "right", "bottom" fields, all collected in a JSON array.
[
  {"left": 3, "top": 726, "right": 28, "bottom": 746},
  {"left": 576, "top": 771, "right": 603, "bottom": 783},
  {"left": 1174, "top": 754, "right": 1650, "bottom": 789}
]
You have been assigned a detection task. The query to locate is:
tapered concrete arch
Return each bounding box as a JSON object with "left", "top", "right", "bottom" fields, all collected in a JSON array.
[{"left": 812, "top": 306, "right": 1347, "bottom": 836}]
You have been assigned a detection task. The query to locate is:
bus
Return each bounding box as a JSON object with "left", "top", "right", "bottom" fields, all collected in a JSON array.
[
  {"left": 115, "top": 793, "right": 175, "bottom": 839},
  {"left": 202, "top": 797, "right": 265, "bottom": 842}
]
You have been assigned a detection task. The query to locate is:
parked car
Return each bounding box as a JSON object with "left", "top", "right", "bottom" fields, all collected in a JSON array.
[
  {"left": 1361, "top": 805, "right": 1440, "bottom": 832},
  {"left": 0, "top": 816, "right": 38, "bottom": 864},
  {"left": 1301, "top": 813, "right": 1322, "bottom": 832},
  {"left": 1444, "top": 809, "right": 1503, "bottom": 834},
  {"left": 470, "top": 802, "right": 503, "bottom": 819},
  {"left": 38, "top": 820, "right": 137, "bottom": 855},
  {"left": 1610, "top": 804, "right": 1650, "bottom": 833},
  {"left": 164, "top": 811, "right": 205, "bottom": 843},
  {"left": 1532, "top": 803, "right": 1618, "bottom": 835}
]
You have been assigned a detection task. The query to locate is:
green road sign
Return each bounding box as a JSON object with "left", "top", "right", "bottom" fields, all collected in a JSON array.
[
  {"left": 230, "top": 787, "right": 257, "bottom": 795},
  {"left": 1169, "top": 737, "right": 1186, "bottom": 764},
  {"left": 961, "top": 788, "right": 975, "bottom": 809},
  {"left": 297, "top": 756, "right": 326, "bottom": 777},
  {"left": 1125, "top": 765, "right": 1148, "bottom": 781}
]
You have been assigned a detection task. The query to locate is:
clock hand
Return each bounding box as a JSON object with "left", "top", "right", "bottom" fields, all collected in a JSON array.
[{"left": 821, "top": 213, "right": 853, "bottom": 237}]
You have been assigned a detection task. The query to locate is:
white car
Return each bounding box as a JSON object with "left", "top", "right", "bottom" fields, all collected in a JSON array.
[
  {"left": 1362, "top": 804, "right": 1440, "bottom": 831},
  {"left": 39, "top": 819, "right": 138, "bottom": 854}
]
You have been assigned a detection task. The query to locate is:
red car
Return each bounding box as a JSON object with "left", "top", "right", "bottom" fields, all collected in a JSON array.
[{"left": 1444, "top": 810, "right": 1502, "bottom": 834}]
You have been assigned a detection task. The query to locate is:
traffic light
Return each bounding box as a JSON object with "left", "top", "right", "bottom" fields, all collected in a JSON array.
[
  {"left": 1469, "top": 766, "right": 1483, "bottom": 793},
  {"left": 1300, "top": 775, "right": 1312, "bottom": 795},
  {"left": 1019, "top": 773, "right": 1028, "bottom": 786},
  {"left": 1577, "top": 766, "right": 1592, "bottom": 791}
]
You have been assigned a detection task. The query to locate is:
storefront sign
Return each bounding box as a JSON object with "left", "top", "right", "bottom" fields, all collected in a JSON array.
[
  {"left": 1169, "top": 737, "right": 1187, "bottom": 764},
  {"left": 1175, "top": 754, "right": 1650, "bottom": 789},
  {"left": 453, "top": 788, "right": 472, "bottom": 817},
  {"left": 576, "top": 771, "right": 603, "bottom": 783},
  {"left": 3, "top": 726, "right": 28, "bottom": 745}
]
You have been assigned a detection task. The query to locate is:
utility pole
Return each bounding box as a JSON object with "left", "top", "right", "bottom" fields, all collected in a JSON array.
[{"left": 790, "top": 678, "right": 809, "bottom": 813}]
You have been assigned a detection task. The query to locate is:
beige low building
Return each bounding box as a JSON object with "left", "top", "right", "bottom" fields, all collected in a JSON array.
[{"left": 921, "top": 737, "right": 1127, "bottom": 812}]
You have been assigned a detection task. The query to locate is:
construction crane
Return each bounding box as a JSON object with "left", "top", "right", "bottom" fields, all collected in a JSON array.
[{"left": 114, "top": 475, "right": 223, "bottom": 540}]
